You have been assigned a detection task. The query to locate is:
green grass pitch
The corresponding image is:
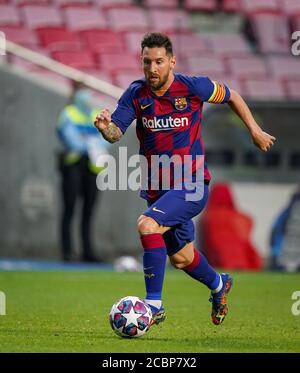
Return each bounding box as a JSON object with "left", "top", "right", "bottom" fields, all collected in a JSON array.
[{"left": 0, "top": 270, "right": 299, "bottom": 352}]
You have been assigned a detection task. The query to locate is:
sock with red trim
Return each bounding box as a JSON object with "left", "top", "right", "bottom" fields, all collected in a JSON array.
[
  {"left": 140, "top": 233, "right": 167, "bottom": 302},
  {"left": 183, "top": 248, "right": 221, "bottom": 291}
]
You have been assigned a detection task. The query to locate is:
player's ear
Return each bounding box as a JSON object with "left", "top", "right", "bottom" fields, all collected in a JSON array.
[{"left": 170, "top": 56, "right": 176, "bottom": 69}]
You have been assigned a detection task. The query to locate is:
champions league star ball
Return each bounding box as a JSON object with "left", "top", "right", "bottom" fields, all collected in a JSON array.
[{"left": 109, "top": 296, "right": 152, "bottom": 338}]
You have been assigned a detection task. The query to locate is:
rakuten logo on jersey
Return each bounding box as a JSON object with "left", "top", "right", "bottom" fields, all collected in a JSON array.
[{"left": 142, "top": 116, "right": 188, "bottom": 132}]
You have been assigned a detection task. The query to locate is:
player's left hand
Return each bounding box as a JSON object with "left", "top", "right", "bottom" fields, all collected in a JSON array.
[{"left": 251, "top": 129, "right": 276, "bottom": 152}]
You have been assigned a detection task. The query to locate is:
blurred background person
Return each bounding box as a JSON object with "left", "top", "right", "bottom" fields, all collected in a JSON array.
[
  {"left": 198, "top": 182, "right": 262, "bottom": 271},
  {"left": 56, "top": 82, "right": 108, "bottom": 262},
  {"left": 270, "top": 185, "right": 300, "bottom": 272}
]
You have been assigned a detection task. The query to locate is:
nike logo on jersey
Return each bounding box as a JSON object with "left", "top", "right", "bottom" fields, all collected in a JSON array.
[
  {"left": 152, "top": 207, "right": 166, "bottom": 214},
  {"left": 141, "top": 103, "right": 153, "bottom": 110}
]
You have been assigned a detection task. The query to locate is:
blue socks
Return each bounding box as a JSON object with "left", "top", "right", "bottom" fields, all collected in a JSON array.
[
  {"left": 140, "top": 233, "right": 167, "bottom": 303},
  {"left": 183, "top": 248, "right": 221, "bottom": 291},
  {"left": 140, "top": 235, "right": 221, "bottom": 308}
]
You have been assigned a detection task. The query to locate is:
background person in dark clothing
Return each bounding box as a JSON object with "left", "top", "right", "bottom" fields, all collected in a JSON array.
[
  {"left": 57, "top": 84, "right": 108, "bottom": 262},
  {"left": 270, "top": 185, "right": 300, "bottom": 271}
]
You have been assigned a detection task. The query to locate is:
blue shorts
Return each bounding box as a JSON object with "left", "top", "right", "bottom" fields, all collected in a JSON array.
[{"left": 143, "top": 183, "right": 209, "bottom": 256}]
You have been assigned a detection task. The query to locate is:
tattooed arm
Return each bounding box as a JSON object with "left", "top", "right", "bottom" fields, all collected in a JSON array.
[{"left": 94, "top": 108, "right": 123, "bottom": 143}]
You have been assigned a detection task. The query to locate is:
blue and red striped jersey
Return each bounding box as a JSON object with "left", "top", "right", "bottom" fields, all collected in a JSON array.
[{"left": 111, "top": 73, "right": 230, "bottom": 201}]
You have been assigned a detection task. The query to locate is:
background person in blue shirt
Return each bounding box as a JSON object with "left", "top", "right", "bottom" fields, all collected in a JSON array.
[{"left": 57, "top": 82, "right": 108, "bottom": 262}]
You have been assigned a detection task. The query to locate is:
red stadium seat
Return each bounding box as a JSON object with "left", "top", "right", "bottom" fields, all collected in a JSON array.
[
  {"left": 143, "top": 0, "right": 179, "bottom": 9},
  {"left": 96, "top": 52, "right": 139, "bottom": 74},
  {"left": 227, "top": 56, "right": 268, "bottom": 79},
  {"left": 183, "top": 0, "right": 218, "bottom": 12},
  {"left": 219, "top": 77, "right": 245, "bottom": 95},
  {"left": 202, "top": 33, "right": 251, "bottom": 57},
  {"left": 241, "top": 0, "right": 279, "bottom": 14},
  {"left": 13, "top": 0, "right": 50, "bottom": 6},
  {"left": 279, "top": 0, "right": 300, "bottom": 15},
  {"left": 53, "top": 0, "right": 93, "bottom": 8},
  {"left": 249, "top": 13, "right": 290, "bottom": 54},
  {"left": 93, "top": 0, "right": 134, "bottom": 10},
  {"left": 81, "top": 29, "right": 124, "bottom": 53},
  {"left": 37, "top": 29, "right": 82, "bottom": 51},
  {"left": 187, "top": 54, "right": 228, "bottom": 79},
  {"left": 148, "top": 9, "right": 191, "bottom": 33},
  {"left": 52, "top": 50, "right": 96, "bottom": 70},
  {"left": 11, "top": 0, "right": 51, "bottom": 7},
  {"left": 221, "top": 0, "right": 242, "bottom": 13},
  {"left": 0, "top": 5, "right": 21, "bottom": 26},
  {"left": 291, "top": 15, "right": 300, "bottom": 32},
  {"left": 243, "top": 78, "right": 286, "bottom": 100},
  {"left": 267, "top": 56, "right": 300, "bottom": 80},
  {"left": 124, "top": 31, "right": 147, "bottom": 56},
  {"left": 171, "top": 32, "right": 210, "bottom": 58},
  {"left": 22, "top": 5, "right": 64, "bottom": 30},
  {"left": 1, "top": 26, "right": 39, "bottom": 47},
  {"left": 106, "top": 7, "right": 149, "bottom": 32},
  {"left": 64, "top": 7, "right": 107, "bottom": 31},
  {"left": 285, "top": 79, "right": 300, "bottom": 100},
  {"left": 114, "top": 70, "right": 142, "bottom": 89}
]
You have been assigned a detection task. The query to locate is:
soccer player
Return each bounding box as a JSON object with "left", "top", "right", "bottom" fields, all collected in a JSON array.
[{"left": 94, "top": 33, "right": 276, "bottom": 326}]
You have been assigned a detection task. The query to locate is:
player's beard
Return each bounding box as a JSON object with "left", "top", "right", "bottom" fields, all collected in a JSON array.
[{"left": 146, "top": 70, "right": 170, "bottom": 91}]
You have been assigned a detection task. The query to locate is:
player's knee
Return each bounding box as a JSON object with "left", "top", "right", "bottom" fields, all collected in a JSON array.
[
  {"left": 137, "top": 215, "right": 160, "bottom": 235},
  {"left": 169, "top": 253, "right": 193, "bottom": 269}
]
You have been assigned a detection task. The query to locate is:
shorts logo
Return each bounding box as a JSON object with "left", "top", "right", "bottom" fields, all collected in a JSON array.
[
  {"left": 152, "top": 207, "right": 166, "bottom": 214},
  {"left": 174, "top": 97, "right": 187, "bottom": 110}
]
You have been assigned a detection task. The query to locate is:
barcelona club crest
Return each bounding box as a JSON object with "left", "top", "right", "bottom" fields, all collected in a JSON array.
[{"left": 174, "top": 97, "right": 187, "bottom": 110}]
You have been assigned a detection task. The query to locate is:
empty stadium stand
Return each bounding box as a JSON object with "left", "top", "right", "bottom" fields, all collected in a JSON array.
[{"left": 0, "top": 0, "right": 299, "bottom": 100}]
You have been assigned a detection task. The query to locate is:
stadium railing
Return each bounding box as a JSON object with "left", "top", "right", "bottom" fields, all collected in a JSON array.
[{"left": 5, "top": 39, "right": 124, "bottom": 99}]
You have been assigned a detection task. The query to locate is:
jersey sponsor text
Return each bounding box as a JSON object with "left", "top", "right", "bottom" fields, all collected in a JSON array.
[{"left": 142, "top": 116, "right": 188, "bottom": 131}]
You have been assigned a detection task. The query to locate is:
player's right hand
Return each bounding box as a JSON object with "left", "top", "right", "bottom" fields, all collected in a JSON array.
[{"left": 94, "top": 108, "right": 111, "bottom": 132}]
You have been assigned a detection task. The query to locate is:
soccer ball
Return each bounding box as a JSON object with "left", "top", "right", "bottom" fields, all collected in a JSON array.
[{"left": 109, "top": 296, "right": 152, "bottom": 338}]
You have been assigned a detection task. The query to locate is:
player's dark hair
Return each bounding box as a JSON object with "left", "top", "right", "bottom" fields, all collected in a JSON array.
[{"left": 141, "top": 32, "right": 173, "bottom": 56}]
